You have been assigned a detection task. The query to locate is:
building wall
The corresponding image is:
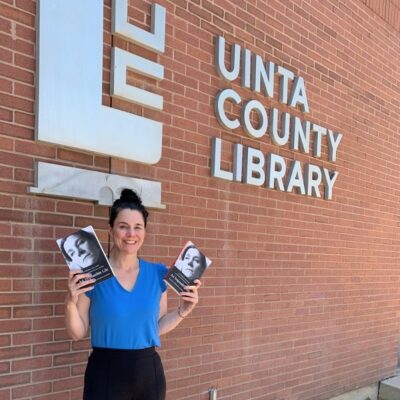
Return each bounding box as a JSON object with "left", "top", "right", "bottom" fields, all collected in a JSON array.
[{"left": 0, "top": 0, "right": 399, "bottom": 399}]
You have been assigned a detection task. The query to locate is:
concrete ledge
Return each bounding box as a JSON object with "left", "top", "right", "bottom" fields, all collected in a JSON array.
[
  {"left": 379, "top": 376, "right": 400, "bottom": 400},
  {"left": 328, "top": 384, "right": 378, "bottom": 400},
  {"left": 29, "top": 162, "right": 165, "bottom": 209}
]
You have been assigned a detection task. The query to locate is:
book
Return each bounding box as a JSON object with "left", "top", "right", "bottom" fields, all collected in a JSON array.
[
  {"left": 164, "top": 241, "right": 212, "bottom": 294},
  {"left": 56, "top": 225, "right": 114, "bottom": 286}
]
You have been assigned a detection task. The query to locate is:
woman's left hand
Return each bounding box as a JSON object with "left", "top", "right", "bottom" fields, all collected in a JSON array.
[{"left": 179, "top": 279, "right": 201, "bottom": 318}]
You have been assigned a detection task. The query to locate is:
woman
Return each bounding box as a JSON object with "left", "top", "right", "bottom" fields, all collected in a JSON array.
[
  {"left": 175, "top": 244, "right": 207, "bottom": 281},
  {"left": 64, "top": 189, "right": 201, "bottom": 400},
  {"left": 60, "top": 229, "right": 102, "bottom": 269}
]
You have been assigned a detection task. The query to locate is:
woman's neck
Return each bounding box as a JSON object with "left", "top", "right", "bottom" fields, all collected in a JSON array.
[{"left": 109, "top": 249, "right": 139, "bottom": 272}]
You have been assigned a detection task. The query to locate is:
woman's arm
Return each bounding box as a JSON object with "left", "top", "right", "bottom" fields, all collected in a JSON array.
[
  {"left": 64, "top": 270, "right": 95, "bottom": 340},
  {"left": 158, "top": 280, "right": 201, "bottom": 336}
]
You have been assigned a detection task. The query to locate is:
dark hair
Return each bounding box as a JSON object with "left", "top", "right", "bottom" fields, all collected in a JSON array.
[
  {"left": 181, "top": 245, "right": 207, "bottom": 279},
  {"left": 60, "top": 229, "right": 95, "bottom": 262},
  {"left": 109, "top": 189, "right": 149, "bottom": 227}
]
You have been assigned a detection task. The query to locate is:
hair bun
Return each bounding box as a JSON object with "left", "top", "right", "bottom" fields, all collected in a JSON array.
[{"left": 119, "top": 188, "right": 142, "bottom": 205}]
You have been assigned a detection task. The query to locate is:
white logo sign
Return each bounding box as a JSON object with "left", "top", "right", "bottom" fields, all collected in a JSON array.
[{"left": 36, "top": 0, "right": 166, "bottom": 164}]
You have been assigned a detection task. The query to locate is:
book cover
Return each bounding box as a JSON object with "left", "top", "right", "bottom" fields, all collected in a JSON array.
[
  {"left": 56, "top": 225, "right": 114, "bottom": 286},
  {"left": 164, "top": 241, "right": 212, "bottom": 294}
]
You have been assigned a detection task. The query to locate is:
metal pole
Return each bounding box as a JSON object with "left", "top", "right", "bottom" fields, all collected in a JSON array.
[{"left": 209, "top": 387, "right": 217, "bottom": 400}]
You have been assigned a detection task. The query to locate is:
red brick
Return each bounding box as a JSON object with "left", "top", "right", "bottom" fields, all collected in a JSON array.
[
  {"left": 32, "top": 366, "right": 70, "bottom": 383},
  {"left": 13, "top": 331, "right": 52, "bottom": 346},
  {"left": 188, "top": 3, "right": 212, "bottom": 22},
  {"left": 56, "top": 201, "right": 93, "bottom": 215},
  {"left": 0, "top": 64, "right": 34, "bottom": 88},
  {"left": 54, "top": 329, "right": 71, "bottom": 342},
  {"left": 31, "top": 319, "right": 63, "bottom": 335},
  {"left": 34, "top": 238, "right": 58, "bottom": 252},
  {"left": 0, "top": 236, "right": 32, "bottom": 250},
  {"left": 33, "top": 392, "right": 70, "bottom": 400},
  {"left": 0, "top": 265, "right": 32, "bottom": 278},
  {"left": 0, "top": 151, "right": 31, "bottom": 168},
  {"left": 0, "top": 319, "right": 31, "bottom": 334},
  {"left": 33, "top": 291, "right": 65, "bottom": 305},
  {"left": 13, "top": 305, "right": 52, "bottom": 318},
  {"left": 71, "top": 339, "right": 91, "bottom": 352},
  {"left": 53, "top": 351, "right": 89, "bottom": 366},
  {"left": 0, "top": 47, "right": 12, "bottom": 64},
  {"left": 14, "top": 196, "right": 55, "bottom": 212},
  {"left": 0, "top": 165, "right": 12, "bottom": 179},
  {"left": 12, "top": 251, "right": 53, "bottom": 264},
  {"left": 1, "top": 3, "right": 35, "bottom": 25},
  {"left": 0, "top": 361, "right": 10, "bottom": 374},
  {"left": 0, "top": 345, "right": 30, "bottom": 362},
  {"left": 0, "top": 388, "right": 10, "bottom": 400},
  {"left": 0, "top": 181, "right": 26, "bottom": 193},
  {"left": 15, "top": 21, "right": 35, "bottom": 41},
  {"left": 14, "top": 53, "right": 35, "bottom": 71},
  {"left": 14, "top": 168, "right": 33, "bottom": 182},
  {"left": 0, "top": 15, "right": 12, "bottom": 32},
  {"left": 32, "top": 266, "right": 65, "bottom": 279},
  {"left": 175, "top": 7, "right": 200, "bottom": 26},
  {"left": 14, "top": 111, "right": 34, "bottom": 127},
  {"left": 0, "top": 121, "right": 33, "bottom": 139},
  {"left": 35, "top": 213, "right": 73, "bottom": 226},
  {"left": 0, "top": 196, "right": 12, "bottom": 209},
  {"left": 0, "top": 335, "right": 11, "bottom": 347},
  {"left": 0, "top": 137, "right": 13, "bottom": 155},
  {"left": 53, "top": 376, "right": 84, "bottom": 392},
  {"left": 15, "top": 140, "right": 56, "bottom": 158},
  {"left": 57, "top": 148, "right": 93, "bottom": 165},
  {"left": 33, "top": 342, "right": 70, "bottom": 356},
  {"left": 71, "top": 363, "right": 86, "bottom": 377},
  {"left": 0, "top": 372, "right": 30, "bottom": 389},
  {"left": 74, "top": 217, "right": 109, "bottom": 229},
  {"left": 12, "top": 356, "right": 52, "bottom": 372},
  {"left": 11, "top": 382, "right": 52, "bottom": 399},
  {"left": 0, "top": 307, "right": 11, "bottom": 318},
  {"left": 0, "top": 293, "right": 31, "bottom": 306},
  {"left": 12, "top": 225, "right": 53, "bottom": 238}
]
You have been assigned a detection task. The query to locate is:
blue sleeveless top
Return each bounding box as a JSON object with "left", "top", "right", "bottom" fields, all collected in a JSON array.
[{"left": 85, "top": 259, "right": 168, "bottom": 349}]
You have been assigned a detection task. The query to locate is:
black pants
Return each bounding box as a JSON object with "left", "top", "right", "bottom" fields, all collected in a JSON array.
[{"left": 83, "top": 347, "right": 166, "bottom": 400}]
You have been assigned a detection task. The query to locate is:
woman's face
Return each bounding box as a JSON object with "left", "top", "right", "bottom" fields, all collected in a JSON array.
[
  {"left": 109, "top": 209, "right": 146, "bottom": 256},
  {"left": 180, "top": 247, "right": 201, "bottom": 278},
  {"left": 64, "top": 233, "right": 100, "bottom": 268}
]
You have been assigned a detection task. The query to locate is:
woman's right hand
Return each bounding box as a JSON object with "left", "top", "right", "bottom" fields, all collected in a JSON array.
[{"left": 66, "top": 270, "right": 95, "bottom": 304}]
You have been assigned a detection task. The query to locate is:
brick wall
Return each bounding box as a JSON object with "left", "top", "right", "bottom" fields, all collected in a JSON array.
[
  {"left": 0, "top": 0, "right": 399, "bottom": 399},
  {"left": 362, "top": 0, "right": 400, "bottom": 31}
]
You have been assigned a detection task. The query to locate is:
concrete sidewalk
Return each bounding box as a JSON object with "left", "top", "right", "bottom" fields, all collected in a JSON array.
[{"left": 379, "top": 375, "right": 400, "bottom": 400}]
